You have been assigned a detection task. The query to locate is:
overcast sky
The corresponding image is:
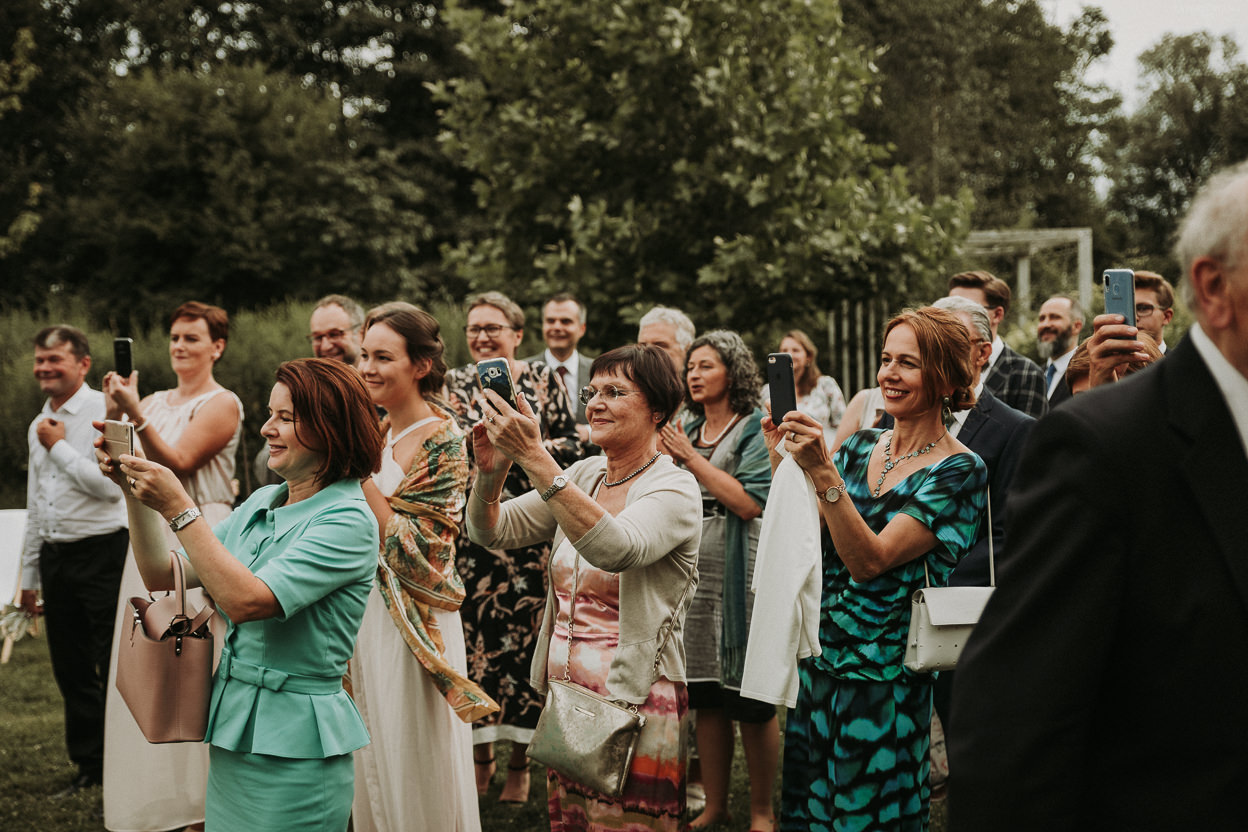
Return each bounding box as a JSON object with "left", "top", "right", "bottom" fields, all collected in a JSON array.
[{"left": 1046, "top": 0, "right": 1248, "bottom": 108}]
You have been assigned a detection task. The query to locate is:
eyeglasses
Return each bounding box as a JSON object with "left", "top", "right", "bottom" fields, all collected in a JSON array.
[
  {"left": 1135, "top": 303, "right": 1168, "bottom": 317},
  {"left": 464, "top": 324, "right": 515, "bottom": 338},
  {"left": 307, "top": 329, "right": 348, "bottom": 344},
  {"left": 579, "top": 385, "right": 639, "bottom": 405}
]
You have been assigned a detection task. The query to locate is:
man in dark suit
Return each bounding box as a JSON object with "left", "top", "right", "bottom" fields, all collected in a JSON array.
[
  {"left": 522, "top": 293, "right": 593, "bottom": 437},
  {"left": 949, "top": 160, "right": 1248, "bottom": 831},
  {"left": 949, "top": 270, "right": 1048, "bottom": 418}
]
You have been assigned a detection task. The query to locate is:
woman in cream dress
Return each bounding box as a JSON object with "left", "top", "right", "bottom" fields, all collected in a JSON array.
[
  {"left": 101, "top": 301, "right": 243, "bottom": 832},
  {"left": 353, "top": 302, "right": 495, "bottom": 831}
]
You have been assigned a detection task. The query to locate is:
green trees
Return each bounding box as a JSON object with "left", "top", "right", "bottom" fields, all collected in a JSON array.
[
  {"left": 1108, "top": 33, "right": 1248, "bottom": 267},
  {"left": 839, "top": 0, "right": 1120, "bottom": 232},
  {"left": 434, "top": 0, "right": 968, "bottom": 347},
  {"left": 47, "top": 64, "right": 433, "bottom": 324}
]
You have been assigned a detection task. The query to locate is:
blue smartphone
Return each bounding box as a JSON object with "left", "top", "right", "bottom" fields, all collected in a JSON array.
[
  {"left": 475, "top": 357, "right": 518, "bottom": 409},
  {"left": 1103, "top": 269, "right": 1135, "bottom": 329}
]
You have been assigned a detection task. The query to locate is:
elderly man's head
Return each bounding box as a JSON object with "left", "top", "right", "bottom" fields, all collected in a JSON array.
[
  {"left": 1175, "top": 161, "right": 1248, "bottom": 375},
  {"left": 638, "top": 306, "right": 695, "bottom": 373}
]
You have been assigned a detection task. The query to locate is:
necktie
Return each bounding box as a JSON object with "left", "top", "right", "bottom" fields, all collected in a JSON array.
[
  {"left": 1045, "top": 362, "right": 1056, "bottom": 391},
  {"left": 555, "top": 365, "right": 569, "bottom": 391}
]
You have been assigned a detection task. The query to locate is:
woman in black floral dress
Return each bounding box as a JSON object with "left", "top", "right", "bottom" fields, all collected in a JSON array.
[{"left": 444, "top": 291, "right": 583, "bottom": 805}]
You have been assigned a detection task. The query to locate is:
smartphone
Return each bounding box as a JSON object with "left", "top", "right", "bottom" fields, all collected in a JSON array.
[
  {"left": 1103, "top": 269, "right": 1136, "bottom": 330},
  {"left": 113, "top": 337, "right": 134, "bottom": 378},
  {"left": 767, "top": 353, "right": 798, "bottom": 424},
  {"left": 102, "top": 419, "right": 134, "bottom": 462},
  {"left": 476, "top": 357, "right": 518, "bottom": 410}
]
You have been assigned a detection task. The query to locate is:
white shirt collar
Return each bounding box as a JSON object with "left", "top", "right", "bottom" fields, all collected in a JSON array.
[
  {"left": 950, "top": 380, "right": 984, "bottom": 439},
  {"left": 987, "top": 335, "right": 1005, "bottom": 373},
  {"left": 1046, "top": 347, "right": 1076, "bottom": 396},
  {"left": 544, "top": 349, "right": 580, "bottom": 390},
  {"left": 45, "top": 382, "right": 92, "bottom": 416},
  {"left": 1189, "top": 323, "right": 1248, "bottom": 459}
]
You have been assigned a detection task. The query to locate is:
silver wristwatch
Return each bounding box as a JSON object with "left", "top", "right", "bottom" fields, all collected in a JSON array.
[
  {"left": 540, "top": 474, "right": 569, "bottom": 502},
  {"left": 168, "top": 506, "right": 202, "bottom": 532}
]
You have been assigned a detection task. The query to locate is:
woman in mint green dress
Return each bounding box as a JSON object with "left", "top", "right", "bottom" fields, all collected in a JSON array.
[{"left": 100, "top": 358, "right": 384, "bottom": 832}]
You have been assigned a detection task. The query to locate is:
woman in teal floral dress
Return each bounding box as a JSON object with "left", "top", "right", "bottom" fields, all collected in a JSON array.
[{"left": 768, "top": 308, "right": 987, "bottom": 832}]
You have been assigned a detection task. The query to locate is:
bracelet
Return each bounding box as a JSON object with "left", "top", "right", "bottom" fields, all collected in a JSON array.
[
  {"left": 133, "top": 417, "right": 148, "bottom": 433},
  {"left": 473, "top": 487, "right": 500, "bottom": 506}
]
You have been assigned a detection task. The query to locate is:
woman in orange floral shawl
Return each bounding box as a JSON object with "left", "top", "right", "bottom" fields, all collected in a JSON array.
[{"left": 353, "top": 302, "right": 498, "bottom": 832}]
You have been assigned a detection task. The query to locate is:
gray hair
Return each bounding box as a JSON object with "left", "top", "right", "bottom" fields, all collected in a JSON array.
[
  {"left": 684, "top": 329, "right": 762, "bottom": 418},
  {"left": 934, "top": 295, "right": 992, "bottom": 343},
  {"left": 638, "top": 306, "right": 695, "bottom": 350},
  {"left": 1175, "top": 159, "right": 1248, "bottom": 308},
  {"left": 314, "top": 294, "right": 366, "bottom": 330},
  {"left": 1045, "top": 293, "right": 1086, "bottom": 328}
]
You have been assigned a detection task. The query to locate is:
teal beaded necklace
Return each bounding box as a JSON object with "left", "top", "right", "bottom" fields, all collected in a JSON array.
[{"left": 873, "top": 430, "right": 943, "bottom": 497}]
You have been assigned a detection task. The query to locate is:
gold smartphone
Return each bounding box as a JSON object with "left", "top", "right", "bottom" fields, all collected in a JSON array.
[{"left": 102, "top": 419, "right": 134, "bottom": 462}]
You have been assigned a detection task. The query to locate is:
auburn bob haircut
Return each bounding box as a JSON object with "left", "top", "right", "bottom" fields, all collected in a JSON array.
[{"left": 274, "top": 358, "right": 382, "bottom": 485}]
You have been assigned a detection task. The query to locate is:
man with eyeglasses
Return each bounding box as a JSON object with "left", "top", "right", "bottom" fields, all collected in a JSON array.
[
  {"left": 950, "top": 160, "right": 1248, "bottom": 831},
  {"left": 308, "top": 294, "right": 365, "bottom": 366},
  {"left": 1131, "top": 271, "right": 1175, "bottom": 351},
  {"left": 255, "top": 294, "right": 366, "bottom": 490},
  {"left": 948, "top": 271, "right": 1048, "bottom": 419}
]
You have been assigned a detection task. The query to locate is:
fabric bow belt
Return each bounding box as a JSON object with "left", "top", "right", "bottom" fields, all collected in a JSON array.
[{"left": 218, "top": 650, "right": 342, "bottom": 695}]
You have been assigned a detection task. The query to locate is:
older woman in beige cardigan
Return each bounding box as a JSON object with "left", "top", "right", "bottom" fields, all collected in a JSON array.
[{"left": 466, "top": 344, "right": 700, "bottom": 831}]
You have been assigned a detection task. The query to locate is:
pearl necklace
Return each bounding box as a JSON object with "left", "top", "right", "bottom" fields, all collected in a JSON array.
[
  {"left": 698, "top": 413, "right": 743, "bottom": 447},
  {"left": 873, "top": 430, "right": 942, "bottom": 497},
  {"left": 604, "top": 451, "right": 662, "bottom": 487}
]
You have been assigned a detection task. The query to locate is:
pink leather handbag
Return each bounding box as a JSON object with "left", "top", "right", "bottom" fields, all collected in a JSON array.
[{"left": 115, "top": 553, "right": 215, "bottom": 743}]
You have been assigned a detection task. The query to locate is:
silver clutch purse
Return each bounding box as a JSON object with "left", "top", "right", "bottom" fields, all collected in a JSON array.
[
  {"left": 528, "top": 521, "right": 694, "bottom": 797},
  {"left": 528, "top": 677, "right": 646, "bottom": 797}
]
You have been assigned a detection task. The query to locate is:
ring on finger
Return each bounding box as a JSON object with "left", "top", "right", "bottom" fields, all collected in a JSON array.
[
  {"left": 487, "top": 416, "right": 496, "bottom": 424},
  {"left": 788, "top": 432, "right": 797, "bottom": 441}
]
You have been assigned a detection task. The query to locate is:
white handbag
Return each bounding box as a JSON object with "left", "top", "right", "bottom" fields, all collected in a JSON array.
[{"left": 903, "top": 490, "right": 994, "bottom": 673}]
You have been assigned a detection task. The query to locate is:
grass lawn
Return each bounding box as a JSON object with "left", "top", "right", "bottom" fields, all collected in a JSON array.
[{"left": 1, "top": 632, "right": 947, "bottom": 831}]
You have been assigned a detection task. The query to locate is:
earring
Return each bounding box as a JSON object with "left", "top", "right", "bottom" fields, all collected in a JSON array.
[{"left": 941, "top": 395, "right": 953, "bottom": 427}]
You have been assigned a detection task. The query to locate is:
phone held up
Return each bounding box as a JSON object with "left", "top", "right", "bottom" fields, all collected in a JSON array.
[
  {"left": 102, "top": 419, "right": 135, "bottom": 464},
  {"left": 767, "top": 353, "right": 799, "bottom": 425},
  {"left": 476, "top": 357, "right": 518, "bottom": 410},
  {"left": 113, "top": 337, "right": 134, "bottom": 379},
  {"left": 1103, "top": 269, "right": 1136, "bottom": 330}
]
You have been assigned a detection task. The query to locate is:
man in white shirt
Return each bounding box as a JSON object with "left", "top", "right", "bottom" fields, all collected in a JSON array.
[
  {"left": 951, "top": 159, "right": 1248, "bottom": 830},
  {"left": 20, "top": 326, "right": 128, "bottom": 796},
  {"left": 1036, "top": 293, "right": 1085, "bottom": 406}
]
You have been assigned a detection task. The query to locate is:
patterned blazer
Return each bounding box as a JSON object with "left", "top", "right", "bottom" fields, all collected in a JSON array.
[{"left": 983, "top": 344, "right": 1048, "bottom": 419}]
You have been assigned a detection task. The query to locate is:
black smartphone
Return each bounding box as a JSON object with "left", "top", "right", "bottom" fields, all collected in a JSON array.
[
  {"left": 1103, "top": 269, "right": 1136, "bottom": 330},
  {"left": 476, "top": 357, "right": 518, "bottom": 409},
  {"left": 113, "top": 337, "right": 134, "bottom": 378},
  {"left": 767, "top": 353, "right": 798, "bottom": 424}
]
